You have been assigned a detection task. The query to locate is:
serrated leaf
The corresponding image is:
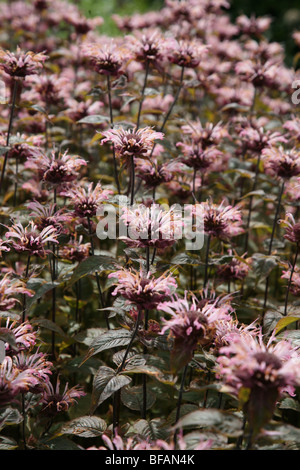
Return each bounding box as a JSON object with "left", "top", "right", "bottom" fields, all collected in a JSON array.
[
  {"left": 31, "top": 318, "right": 67, "bottom": 338},
  {"left": 0, "top": 408, "right": 23, "bottom": 431},
  {"left": 121, "top": 385, "right": 156, "bottom": 412},
  {"left": 68, "top": 255, "right": 116, "bottom": 286},
  {"left": 77, "top": 115, "right": 109, "bottom": 124},
  {"left": 172, "top": 409, "right": 243, "bottom": 437},
  {"left": 91, "top": 366, "right": 131, "bottom": 412},
  {"left": 82, "top": 329, "right": 133, "bottom": 363},
  {"left": 0, "top": 328, "right": 18, "bottom": 351},
  {"left": 132, "top": 418, "right": 168, "bottom": 441},
  {"left": 60, "top": 416, "right": 107, "bottom": 438},
  {"left": 0, "top": 435, "right": 18, "bottom": 450}
]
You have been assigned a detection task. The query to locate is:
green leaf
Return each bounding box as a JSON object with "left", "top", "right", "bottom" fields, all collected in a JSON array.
[
  {"left": 91, "top": 366, "right": 131, "bottom": 412},
  {"left": 121, "top": 385, "right": 156, "bottom": 412},
  {"left": 31, "top": 318, "right": 67, "bottom": 338},
  {"left": 0, "top": 328, "right": 18, "bottom": 351},
  {"left": 172, "top": 409, "right": 243, "bottom": 437},
  {"left": 0, "top": 408, "right": 23, "bottom": 431},
  {"left": 82, "top": 329, "right": 133, "bottom": 363},
  {"left": 77, "top": 115, "right": 109, "bottom": 124},
  {"left": 68, "top": 255, "right": 116, "bottom": 286},
  {"left": 0, "top": 435, "right": 18, "bottom": 450},
  {"left": 60, "top": 416, "right": 107, "bottom": 438},
  {"left": 252, "top": 253, "right": 278, "bottom": 279},
  {"left": 132, "top": 418, "right": 169, "bottom": 441}
]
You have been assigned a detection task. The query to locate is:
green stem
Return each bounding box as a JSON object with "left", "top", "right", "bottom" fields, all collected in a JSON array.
[
  {"left": 0, "top": 79, "right": 18, "bottom": 193},
  {"left": 263, "top": 181, "right": 285, "bottom": 311},
  {"left": 284, "top": 245, "right": 299, "bottom": 316}
]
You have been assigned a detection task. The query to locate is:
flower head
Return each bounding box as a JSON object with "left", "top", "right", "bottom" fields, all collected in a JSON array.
[
  {"left": 158, "top": 291, "right": 233, "bottom": 371},
  {"left": 0, "top": 356, "right": 40, "bottom": 406},
  {"left": 191, "top": 199, "right": 244, "bottom": 240},
  {"left": 27, "top": 200, "right": 72, "bottom": 234},
  {"left": 5, "top": 220, "right": 58, "bottom": 258},
  {"left": 0, "top": 274, "right": 33, "bottom": 312},
  {"left": 82, "top": 41, "right": 128, "bottom": 77},
  {"left": 166, "top": 39, "right": 209, "bottom": 68},
  {"left": 25, "top": 149, "right": 87, "bottom": 188},
  {"left": 0, "top": 47, "right": 47, "bottom": 77},
  {"left": 217, "top": 331, "right": 300, "bottom": 434},
  {"left": 101, "top": 126, "right": 164, "bottom": 163},
  {"left": 64, "top": 182, "right": 112, "bottom": 219},
  {"left": 59, "top": 235, "right": 91, "bottom": 263},
  {"left": 108, "top": 267, "right": 177, "bottom": 310},
  {"left": 41, "top": 376, "right": 85, "bottom": 417},
  {"left": 280, "top": 212, "right": 300, "bottom": 245},
  {"left": 262, "top": 146, "right": 300, "bottom": 180},
  {"left": 119, "top": 203, "right": 183, "bottom": 249}
]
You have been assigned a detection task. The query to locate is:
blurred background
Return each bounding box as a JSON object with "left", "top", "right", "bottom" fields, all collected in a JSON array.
[{"left": 74, "top": 0, "right": 300, "bottom": 65}]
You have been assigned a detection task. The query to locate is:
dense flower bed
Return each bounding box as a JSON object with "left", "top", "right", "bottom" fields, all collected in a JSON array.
[{"left": 0, "top": 0, "right": 300, "bottom": 451}]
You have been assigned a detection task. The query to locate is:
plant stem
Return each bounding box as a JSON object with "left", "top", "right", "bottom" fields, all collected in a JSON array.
[
  {"left": 149, "top": 66, "right": 185, "bottom": 160},
  {"left": 174, "top": 364, "right": 188, "bottom": 447},
  {"left": 244, "top": 153, "right": 261, "bottom": 253},
  {"left": 119, "top": 309, "right": 142, "bottom": 372},
  {"left": 130, "top": 154, "right": 135, "bottom": 206},
  {"left": 136, "top": 59, "right": 150, "bottom": 130},
  {"left": 87, "top": 215, "right": 109, "bottom": 329},
  {"left": 284, "top": 245, "right": 299, "bottom": 316},
  {"left": 142, "top": 246, "right": 150, "bottom": 419},
  {"left": 22, "top": 255, "right": 31, "bottom": 322},
  {"left": 160, "top": 66, "right": 185, "bottom": 133},
  {"left": 0, "top": 78, "right": 18, "bottom": 194},
  {"left": 107, "top": 75, "right": 121, "bottom": 194},
  {"left": 263, "top": 181, "right": 285, "bottom": 311},
  {"left": 204, "top": 234, "right": 211, "bottom": 288},
  {"left": 21, "top": 394, "right": 27, "bottom": 450}
]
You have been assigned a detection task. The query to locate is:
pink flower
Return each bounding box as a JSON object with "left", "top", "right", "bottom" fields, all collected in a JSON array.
[
  {"left": 279, "top": 212, "right": 300, "bottom": 245},
  {"left": 262, "top": 146, "right": 300, "bottom": 180},
  {"left": 119, "top": 203, "right": 183, "bottom": 249},
  {"left": 0, "top": 47, "right": 48, "bottom": 77},
  {"left": 41, "top": 376, "right": 85, "bottom": 417},
  {"left": 101, "top": 126, "right": 164, "bottom": 163},
  {"left": 82, "top": 41, "right": 129, "bottom": 77},
  {"left": 181, "top": 120, "right": 228, "bottom": 148},
  {"left": 108, "top": 267, "right": 177, "bottom": 310},
  {"left": 190, "top": 199, "right": 244, "bottom": 240},
  {"left": 158, "top": 291, "right": 233, "bottom": 371},
  {"left": 5, "top": 220, "right": 58, "bottom": 258},
  {"left": 0, "top": 356, "right": 40, "bottom": 406},
  {"left": 27, "top": 200, "right": 72, "bottom": 234},
  {"left": 13, "top": 351, "right": 52, "bottom": 393},
  {"left": 3, "top": 318, "right": 36, "bottom": 355},
  {"left": 59, "top": 236, "right": 91, "bottom": 263},
  {"left": 25, "top": 149, "right": 87, "bottom": 187},
  {"left": 64, "top": 182, "right": 112, "bottom": 219},
  {"left": 166, "top": 38, "right": 209, "bottom": 68},
  {"left": 0, "top": 273, "right": 33, "bottom": 312},
  {"left": 217, "top": 331, "right": 300, "bottom": 433}
]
